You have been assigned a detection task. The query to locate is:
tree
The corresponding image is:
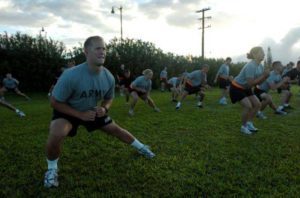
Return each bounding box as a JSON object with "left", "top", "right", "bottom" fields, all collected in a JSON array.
[{"left": 267, "top": 46, "right": 273, "bottom": 67}]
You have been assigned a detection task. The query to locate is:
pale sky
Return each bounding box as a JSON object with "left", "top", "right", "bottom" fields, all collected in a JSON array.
[{"left": 0, "top": 0, "right": 299, "bottom": 63}]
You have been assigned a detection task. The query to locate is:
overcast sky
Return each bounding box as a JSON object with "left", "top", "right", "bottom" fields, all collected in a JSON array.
[{"left": 0, "top": 0, "right": 299, "bottom": 63}]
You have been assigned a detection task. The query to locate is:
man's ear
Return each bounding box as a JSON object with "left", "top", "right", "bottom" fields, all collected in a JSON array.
[{"left": 84, "top": 47, "right": 88, "bottom": 56}]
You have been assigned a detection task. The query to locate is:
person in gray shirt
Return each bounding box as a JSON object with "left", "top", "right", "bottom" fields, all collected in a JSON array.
[
  {"left": 44, "top": 36, "right": 155, "bottom": 188},
  {"left": 167, "top": 76, "right": 182, "bottom": 102},
  {"left": 254, "top": 61, "right": 289, "bottom": 119},
  {"left": 128, "top": 69, "right": 160, "bottom": 116},
  {"left": 176, "top": 64, "right": 209, "bottom": 109},
  {"left": 214, "top": 57, "right": 232, "bottom": 105},
  {"left": 229, "top": 46, "right": 269, "bottom": 135},
  {"left": 0, "top": 73, "right": 30, "bottom": 100},
  {"left": 160, "top": 67, "right": 168, "bottom": 91}
]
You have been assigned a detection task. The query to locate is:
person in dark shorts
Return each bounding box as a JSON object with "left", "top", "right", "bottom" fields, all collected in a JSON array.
[
  {"left": 0, "top": 73, "right": 30, "bottom": 100},
  {"left": 128, "top": 69, "right": 160, "bottom": 116},
  {"left": 167, "top": 76, "right": 182, "bottom": 102},
  {"left": 116, "top": 64, "right": 126, "bottom": 96},
  {"left": 48, "top": 67, "right": 65, "bottom": 97},
  {"left": 175, "top": 64, "right": 209, "bottom": 109},
  {"left": 214, "top": 57, "right": 232, "bottom": 105},
  {"left": 254, "top": 61, "right": 289, "bottom": 119},
  {"left": 44, "top": 36, "right": 155, "bottom": 188},
  {"left": 123, "top": 69, "right": 134, "bottom": 104},
  {"left": 48, "top": 59, "right": 76, "bottom": 97},
  {"left": 160, "top": 67, "right": 168, "bottom": 92},
  {"left": 279, "top": 60, "right": 300, "bottom": 109},
  {"left": 277, "top": 62, "right": 293, "bottom": 94},
  {"left": 229, "top": 46, "right": 269, "bottom": 134}
]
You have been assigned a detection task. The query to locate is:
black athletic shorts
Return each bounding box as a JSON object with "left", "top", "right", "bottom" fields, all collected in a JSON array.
[
  {"left": 219, "top": 78, "right": 230, "bottom": 89},
  {"left": 229, "top": 83, "right": 253, "bottom": 104},
  {"left": 119, "top": 79, "right": 125, "bottom": 86},
  {"left": 129, "top": 87, "right": 147, "bottom": 97},
  {"left": 184, "top": 83, "right": 202, "bottom": 95},
  {"left": 254, "top": 87, "right": 266, "bottom": 101},
  {"left": 52, "top": 110, "right": 113, "bottom": 137},
  {"left": 160, "top": 78, "right": 167, "bottom": 83}
]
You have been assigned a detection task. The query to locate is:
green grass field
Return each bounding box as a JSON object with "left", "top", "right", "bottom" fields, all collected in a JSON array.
[{"left": 1, "top": 88, "right": 300, "bottom": 197}]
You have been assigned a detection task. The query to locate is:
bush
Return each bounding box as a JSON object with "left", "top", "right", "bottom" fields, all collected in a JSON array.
[{"left": 0, "top": 33, "right": 245, "bottom": 91}]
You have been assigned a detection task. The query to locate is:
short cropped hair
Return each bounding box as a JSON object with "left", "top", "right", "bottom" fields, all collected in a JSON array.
[
  {"left": 272, "top": 61, "right": 282, "bottom": 68},
  {"left": 84, "top": 36, "right": 104, "bottom": 49},
  {"left": 142, "top": 69, "right": 153, "bottom": 76},
  {"left": 225, "top": 57, "right": 232, "bottom": 62}
]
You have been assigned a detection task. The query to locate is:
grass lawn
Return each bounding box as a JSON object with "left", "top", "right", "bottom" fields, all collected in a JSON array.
[{"left": 0, "top": 88, "right": 300, "bottom": 197}]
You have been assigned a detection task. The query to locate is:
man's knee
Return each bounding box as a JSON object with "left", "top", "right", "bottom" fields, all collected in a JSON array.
[{"left": 49, "top": 119, "right": 72, "bottom": 138}]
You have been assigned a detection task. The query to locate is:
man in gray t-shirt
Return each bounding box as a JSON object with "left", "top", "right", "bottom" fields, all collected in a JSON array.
[
  {"left": 160, "top": 67, "right": 168, "bottom": 91},
  {"left": 168, "top": 77, "right": 181, "bottom": 102},
  {"left": 128, "top": 69, "right": 160, "bottom": 116},
  {"left": 0, "top": 73, "right": 30, "bottom": 100},
  {"left": 44, "top": 36, "right": 155, "bottom": 188},
  {"left": 254, "top": 61, "right": 289, "bottom": 119},
  {"left": 214, "top": 57, "right": 232, "bottom": 105},
  {"left": 175, "top": 64, "right": 209, "bottom": 109}
]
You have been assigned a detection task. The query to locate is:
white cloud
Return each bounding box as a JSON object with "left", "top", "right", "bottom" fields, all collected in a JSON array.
[{"left": 0, "top": 0, "right": 299, "bottom": 63}]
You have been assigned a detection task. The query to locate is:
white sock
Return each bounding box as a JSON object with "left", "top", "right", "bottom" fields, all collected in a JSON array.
[
  {"left": 131, "top": 139, "right": 144, "bottom": 150},
  {"left": 47, "top": 158, "right": 58, "bottom": 170},
  {"left": 176, "top": 102, "right": 181, "bottom": 106},
  {"left": 276, "top": 106, "right": 283, "bottom": 111},
  {"left": 15, "top": 109, "right": 20, "bottom": 113},
  {"left": 284, "top": 103, "right": 289, "bottom": 107},
  {"left": 246, "top": 121, "right": 253, "bottom": 125}
]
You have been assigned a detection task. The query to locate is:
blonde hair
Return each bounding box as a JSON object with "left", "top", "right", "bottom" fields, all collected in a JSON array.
[
  {"left": 247, "top": 46, "right": 263, "bottom": 59},
  {"left": 142, "top": 69, "right": 153, "bottom": 76}
]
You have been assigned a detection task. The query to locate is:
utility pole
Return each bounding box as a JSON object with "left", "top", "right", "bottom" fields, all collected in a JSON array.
[
  {"left": 267, "top": 46, "right": 272, "bottom": 67},
  {"left": 196, "top": 8, "right": 211, "bottom": 59}
]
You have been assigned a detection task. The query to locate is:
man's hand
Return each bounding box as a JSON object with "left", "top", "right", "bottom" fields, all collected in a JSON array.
[
  {"left": 95, "top": 106, "right": 107, "bottom": 117},
  {"left": 79, "top": 110, "right": 96, "bottom": 121}
]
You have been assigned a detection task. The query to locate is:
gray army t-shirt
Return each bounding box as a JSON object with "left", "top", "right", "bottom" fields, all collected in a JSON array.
[{"left": 52, "top": 62, "right": 115, "bottom": 112}]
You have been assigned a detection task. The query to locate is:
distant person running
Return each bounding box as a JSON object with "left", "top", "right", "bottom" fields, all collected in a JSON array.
[
  {"left": 48, "top": 59, "right": 76, "bottom": 97},
  {"left": 229, "top": 46, "right": 269, "bottom": 134},
  {"left": 214, "top": 57, "right": 232, "bottom": 105},
  {"left": 44, "top": 36, "right": 155, "bottom": 188},
  {"left": 128, "top": 69, "right": 160, "bottom": 116},
  {"left": 0, "top": 73, "right": 30, "bottom": 100},
  {"left": 167, "top": 76, "right": 182, "bottom": 102},
  {"left": 123, "top": 69, "right": 134, "bottom": 104},
  {"left": 254, "top": 61, "right": 289, "bottom": 119},
  {"left": 160, "top": 67, "right": 168, "bottom": 91},
  {"left": 116, "top": 64, "right": 126, "bottom": 96},
  {"left": 279, "top": 60, "right": 300, "bottom": 109},
  {"left": 176, "top": 64, "right": 209, "bottom": 109},
  {"left": 0, "top": 97, "right": 25, "bottom": 117}
]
